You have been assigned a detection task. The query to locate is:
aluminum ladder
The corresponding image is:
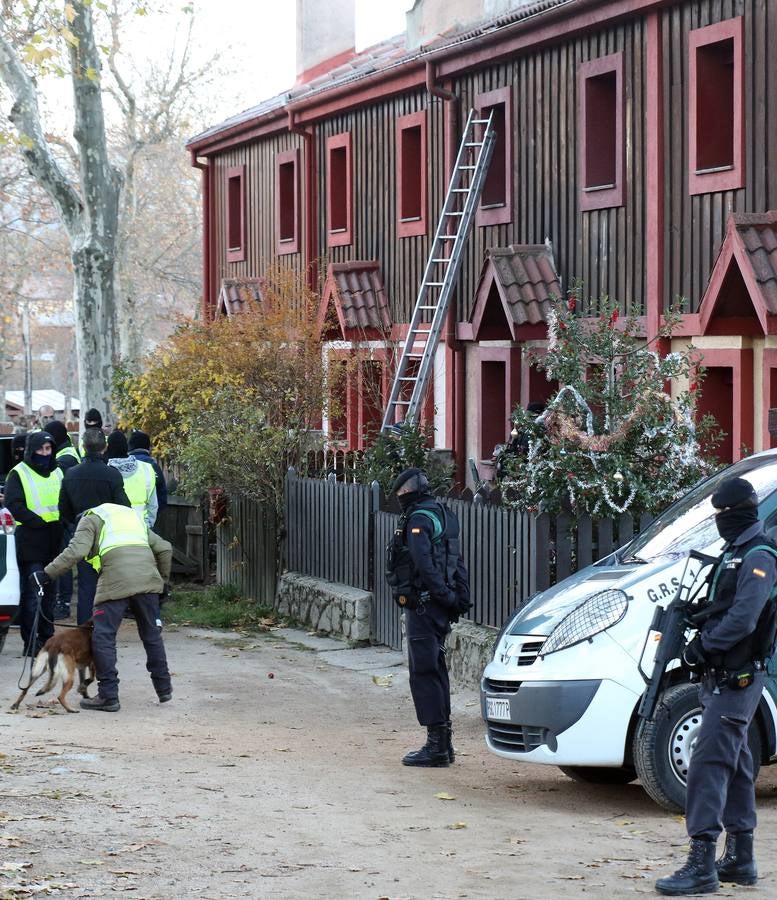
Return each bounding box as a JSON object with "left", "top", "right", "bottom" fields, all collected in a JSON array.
[{"left": 381, "top": 108, "right": 497, "bottom": 433}]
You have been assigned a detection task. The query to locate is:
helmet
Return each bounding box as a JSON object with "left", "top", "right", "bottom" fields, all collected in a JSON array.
[{"left": 391, "top": 468, "right": 430, "bottom": 497}]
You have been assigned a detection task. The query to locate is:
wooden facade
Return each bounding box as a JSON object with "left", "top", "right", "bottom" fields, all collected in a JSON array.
[{"left": 188, "top": 0, "right": 777, "bottom": 474}]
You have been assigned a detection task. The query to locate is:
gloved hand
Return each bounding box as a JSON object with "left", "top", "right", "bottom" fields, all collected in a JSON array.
[
  {"left": 457, "top": 593, "right": 473, "bottom": 616},
  {"left": 682, "top": 635, "right": 707, "bottom": 671},
  {"left": 28, "top": 570, "right": 51, "bottom": 592},
  {"left": 159, "top": 583, "right": 171, "bottom": 605}
]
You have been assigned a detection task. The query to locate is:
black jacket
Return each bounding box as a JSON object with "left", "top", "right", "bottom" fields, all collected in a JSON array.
[
  {"left": 59, "top": 454, "right": 131, "bottom": 526},
  {"left": 4, "top": 431, "right": 63, "bottom": 564}
]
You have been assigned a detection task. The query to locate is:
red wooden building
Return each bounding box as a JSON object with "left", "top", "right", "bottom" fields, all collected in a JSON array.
[{"left": 187, "top": 0, "right": 777, "bottom": 478}]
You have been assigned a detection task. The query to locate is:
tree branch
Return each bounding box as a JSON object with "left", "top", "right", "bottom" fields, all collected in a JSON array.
[{"left": 0, "top": 31, "right": 82, "bottom": 231}]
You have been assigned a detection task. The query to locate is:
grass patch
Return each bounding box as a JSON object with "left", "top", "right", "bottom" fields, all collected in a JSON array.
[{"left": 165, "top": 583, "right": 289, "bottom": 631}]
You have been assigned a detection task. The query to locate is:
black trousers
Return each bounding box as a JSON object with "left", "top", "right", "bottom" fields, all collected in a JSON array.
[
  {"left": 406, "top": 602, "right": 451, "bottom": 727},
  {"left": 685, "top": 671, "right": 765, "bottom": 839},
  {"left": 18, "top": 561, "right": 56, "bottom": 656},
  {"left": 91, "top": 593, "right": 171, "bottom": 701}
]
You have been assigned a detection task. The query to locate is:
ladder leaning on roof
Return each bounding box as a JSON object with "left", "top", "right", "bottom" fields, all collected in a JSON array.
[{"left": 380, "top": 108, "right": 497, "bottom": 434}]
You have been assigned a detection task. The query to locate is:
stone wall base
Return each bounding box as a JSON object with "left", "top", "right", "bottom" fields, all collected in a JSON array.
[{"left": 276, "top": 573, "right": 372, "bottom": 643}]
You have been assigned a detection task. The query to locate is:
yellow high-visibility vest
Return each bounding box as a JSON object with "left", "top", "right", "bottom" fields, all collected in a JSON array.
[
  {"left": 122, "top": 461, "right": 156, "bottom": 518},
  {"left": 11, "top": 462, "right": 63, "bottom": 523},
  {"left": 85, "top": 503, "right": 149, "bottom": 572},
  {"left": 56, "top": 445, "right": 80, "bottom": 463}
]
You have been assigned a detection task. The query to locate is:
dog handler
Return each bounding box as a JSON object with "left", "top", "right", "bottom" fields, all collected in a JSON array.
[{"left": 40, "top": 502, "right": 173, "bottom": 712}]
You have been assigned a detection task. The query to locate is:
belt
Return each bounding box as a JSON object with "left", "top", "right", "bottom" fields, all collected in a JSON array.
[{"left": 702, "top": 660, "right": 765, "bottom": 688}]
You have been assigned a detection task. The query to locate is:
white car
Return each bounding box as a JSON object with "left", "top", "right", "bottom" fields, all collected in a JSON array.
[
  {"left": 0, "top": 506, "right": 19, "bottom": 654},
  {"left": 482, "top": 450, "right": 777, "bottom": 811}
]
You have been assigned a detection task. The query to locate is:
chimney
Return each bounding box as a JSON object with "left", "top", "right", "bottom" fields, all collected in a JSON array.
[
  {"left": 406, "top": 0, "right": 486, "bottom": 50},
  {"left": 296, "top": 0, "right": 356, "bottom": 84}
]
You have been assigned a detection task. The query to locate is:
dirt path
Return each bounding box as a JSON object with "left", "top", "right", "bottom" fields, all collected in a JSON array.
[{"left": 2, "top": 623, "right": 776, "bottom": 899}]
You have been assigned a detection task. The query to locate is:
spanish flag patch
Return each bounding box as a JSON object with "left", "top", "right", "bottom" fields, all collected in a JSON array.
[
  {"left": 753, "top": 567, "right": 767, "bottom": 578},
  {"left": 411, "top": 527, "right": 422, "bottom": 534}
]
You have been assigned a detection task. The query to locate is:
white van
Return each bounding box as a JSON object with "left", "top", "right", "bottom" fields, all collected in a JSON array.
[
  {"left": 481, "top": 449, "right": 777, "bottom": 811},
  {"left": 0, "top": 435, "right": 20, "bottom": 653}
]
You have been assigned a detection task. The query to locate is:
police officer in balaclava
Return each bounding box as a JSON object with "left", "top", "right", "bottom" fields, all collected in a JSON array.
[
  {"left": 387, "top": 468, "right": 470, "bottom": 767},
  {"left": 656, "top": 476, "right": 777, "bottom": 894}
]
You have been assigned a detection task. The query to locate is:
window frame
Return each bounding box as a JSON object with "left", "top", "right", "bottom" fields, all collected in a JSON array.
[
  {"left": 326, "top": 132, "right": 353, "bottom": 248},
  {"left": 275, "top": 149, "right": 300, "bottom": 256},
  {"left": 475, "top": 86, "right": 513, "bottom": 226},
  {"left": 226, "top": 165, "right": 246, "bottom": 263},
  {"left": 688, "top": 16, "right": 744, "bottom": 196},
  {"left": 396, "top": 110, "right": 428, "bottom": 238},
  {"left": 578, "top": 52, "right": 625, "bottom": 211}
]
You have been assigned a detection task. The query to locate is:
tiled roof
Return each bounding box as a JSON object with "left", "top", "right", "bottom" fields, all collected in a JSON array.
[
  {"left": 216, "top": 278, "right": 263, "bottom": 317},
  {"left": 187, "top": 1, "right": 571, "bottom": 149},
  {"left": 732, "top": 212, "right": 777, "bottom": 314},
  {"left": 320, "top": 261, "right": 392, "bottom": 335},
  {"left": 482, "top": 243, "right": 562, "bottom": 326}
]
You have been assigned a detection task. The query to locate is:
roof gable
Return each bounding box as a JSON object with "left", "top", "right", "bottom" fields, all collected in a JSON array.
[
  {"left": 698, "top": 212, "right": 777, "bottom": 335},
  {"left": 216, "top": 278, "right": 263, "bottom": 317},
  {"left": 317, "top": 262, "right": 392, "bottom": 339},
  {"left": 470, "top": 243, "right": 561, "bottom": 340}
]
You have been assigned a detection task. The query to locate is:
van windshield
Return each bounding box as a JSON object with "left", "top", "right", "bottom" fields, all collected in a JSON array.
[{"left": 623, "top": 456, "right": 777, "bottom": 562}]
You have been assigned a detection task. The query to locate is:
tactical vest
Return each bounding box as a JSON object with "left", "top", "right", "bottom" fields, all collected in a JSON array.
[
  {"left": 700, "top": 533, "right": 777, "bottom": 668},
  {"left": 385, "top": 499, "right": 460, "bottom": 608},
  {"left": 85, "top": 503, "right": 149, "bottom": 573},
  {"left": 11, "top": 462, "right": 63, "bottom": 524},
  {"left": 123, "top": 461, "right": 156, "bottom": 519}
]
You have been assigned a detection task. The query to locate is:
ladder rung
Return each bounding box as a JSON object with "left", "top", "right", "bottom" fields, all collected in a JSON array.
[
  {"left": 406, "top": 353, "right": 423, "bottom": 358},
  {"left": 459, "top": 165, "right": 476, "bottom": 170},
  {"left": 465, "top": 141, "right": 484, "bottom": 146},
  {"left": 425, "top": 282, "right": 444, "bottom": 286},
  {"left": 418, "top": 305, "right": 438, "bottom": 310},
  {"left": 452, "top": 188, "right": 469, "bottom": 193},
  {"left": 394, "top": 400, "right": 411, "bottom": 405},
  {"left": 432, "top": 258, "right": 451, "bottom": 263},
  {"left": 445, "top": 212, "right": 464, "bottom": 216},
  {"left": 440, "top": 234, "right": 458, "bottom": 239},
  {"left": 399, "top": 377, "right": 416, "bottom": 381},
  {"left": 471, "top": 118, "right": 491, "bottom": 124}
]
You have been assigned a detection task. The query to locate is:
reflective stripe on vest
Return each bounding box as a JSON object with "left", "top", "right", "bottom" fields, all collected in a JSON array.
[
  {"left": 56, "top": 445, "right": 80, "bottom": 462},
  {"left": 123, "top": 461, "right": 155, "bottom": 515},
  {"left": 11, "top": 462, "right": 63, "bottom": 523},
  {"left": 85, "top": 503, "right": 149, "bottom": 572}
]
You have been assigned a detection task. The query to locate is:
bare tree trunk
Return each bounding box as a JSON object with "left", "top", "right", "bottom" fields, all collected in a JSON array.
[{"left": 22, "top": 299, "right": 32, "bottom": 416}]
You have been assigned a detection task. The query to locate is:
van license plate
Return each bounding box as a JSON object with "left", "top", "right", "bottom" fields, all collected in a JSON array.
[{"left": 486, "top": 697, "right": 511, "bottom": 721}]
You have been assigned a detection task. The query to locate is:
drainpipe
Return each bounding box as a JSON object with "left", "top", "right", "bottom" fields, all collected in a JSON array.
[
  {"left": 426, "top": 61, "right": 466, "bottom": 484},
  {"left": 288, "top": 109, "right": 318, "bottom": 292},
  {"left": 191, "top": 152, "right": 212, "bottom": 321}
]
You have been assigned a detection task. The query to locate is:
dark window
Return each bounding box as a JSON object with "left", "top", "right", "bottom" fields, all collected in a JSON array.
[
  {"left": 584, "top": 72, "right": 617, "bottom": 189},
  {"left": 579, "top": 54, "right": 624, "bottom": 210},
  {"left": 689, "top": 17, "right": 744, "bottom": 195},
  {"left": 329, "top": 147, "right": 347, "bottom": 231},
  {"left": 695, "top": 40, "right": 734, "bottom": 172},
  {"left": 226, "top": 166, "right": 245, "bottom": 262},
  {"left": 279, "top": 162, "right": 295, "bottom": 240},
  {"left": 400, "top": 126, "right": 422, "bottom": 220},
  {"left": 481, "top": 102, "right": 506, "bottom": 207}
]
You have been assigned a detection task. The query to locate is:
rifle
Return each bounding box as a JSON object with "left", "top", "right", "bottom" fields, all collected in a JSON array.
[{"left": 637, "top": 550, "right": 719, "bottom": 721}]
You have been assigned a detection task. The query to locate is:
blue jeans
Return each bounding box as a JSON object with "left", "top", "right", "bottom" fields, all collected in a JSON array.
[
  {"left": 18, "top": 561, "right": 56, "bottom": 656},
  {"left": 76, "top": 560, "right": 99, "bottom": 625}
]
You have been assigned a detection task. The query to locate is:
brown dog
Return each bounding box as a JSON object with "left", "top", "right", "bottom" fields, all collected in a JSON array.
[{"left": 11, "top": 622, "right": 95, "bottom": 713}]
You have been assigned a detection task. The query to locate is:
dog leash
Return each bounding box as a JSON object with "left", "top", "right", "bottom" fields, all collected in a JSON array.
[{"left": 16, "top": 583, "right": 44, "bottom": 691}]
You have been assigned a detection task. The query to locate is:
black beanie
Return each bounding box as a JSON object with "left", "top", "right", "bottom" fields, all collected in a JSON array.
[
  {"left": 105, "top": 429, "right": 128, "bottom": 460},
  {"left": 84, "top": 407, "right": 103, "bottom": 428},
  {"left": 711, "top": 477, "right": 758, "bottom": 510},
  {"left": 45, "top": 420, "right": 69, "bottom": 449},
  {"left": 128, "top": 429, "right": 151, "bottom": 451},
  {"left": 391, "top": 467, "right": 428, "bottom": 495}
]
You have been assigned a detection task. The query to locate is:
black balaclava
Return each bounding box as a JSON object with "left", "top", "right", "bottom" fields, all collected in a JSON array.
[
  {"left": 44, "top": 420, "right": 69, "bottom": 451},
  {"left": 105, "top": 429, "right": 129, "bottom": 460},
  {"left": 392, "top": 467, "right": 430, "bottom": 512},
  {"left": 24, "top": 430, "right": 56, "bottom": 475},
  {"left": 12, "top": 432, "right": 27, "bottom": 464},
  {"left": 711, "top": 476, "right": 758, "bottom": 543},
  {"left": 83, "top": 407, "right": 103, "bottom": 429}
]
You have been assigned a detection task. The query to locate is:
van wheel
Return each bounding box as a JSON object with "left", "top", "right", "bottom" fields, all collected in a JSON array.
[
  {"left": 633, "top": 682, "right": 762, "bottom": 812},
  {"left": 559, "top": 766, "right": 637, "bottom": 785},
  {"left": 0, "top": 627, "right": 7, "bottom": 655}
]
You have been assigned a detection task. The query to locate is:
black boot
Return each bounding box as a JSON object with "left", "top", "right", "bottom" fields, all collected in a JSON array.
[
  {"left": 446, "top": 720, "right": 455, "bottom": 763},
  {"left": 80, "top": 695, "right": 120, "bottom": 712},
  {"left": 655, "top": 838, "right": 719, "bottom": 895},
  {"left": 402, "top": 725, "right": 450, "bottom": 767},
  {"left": 717, "top": 831, "right": 757, "bottom": 885}
]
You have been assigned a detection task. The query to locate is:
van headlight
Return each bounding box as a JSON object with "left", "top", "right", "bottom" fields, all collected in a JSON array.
[{"left": 540, "top": 589, "right": 629, "bottom": 657}]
